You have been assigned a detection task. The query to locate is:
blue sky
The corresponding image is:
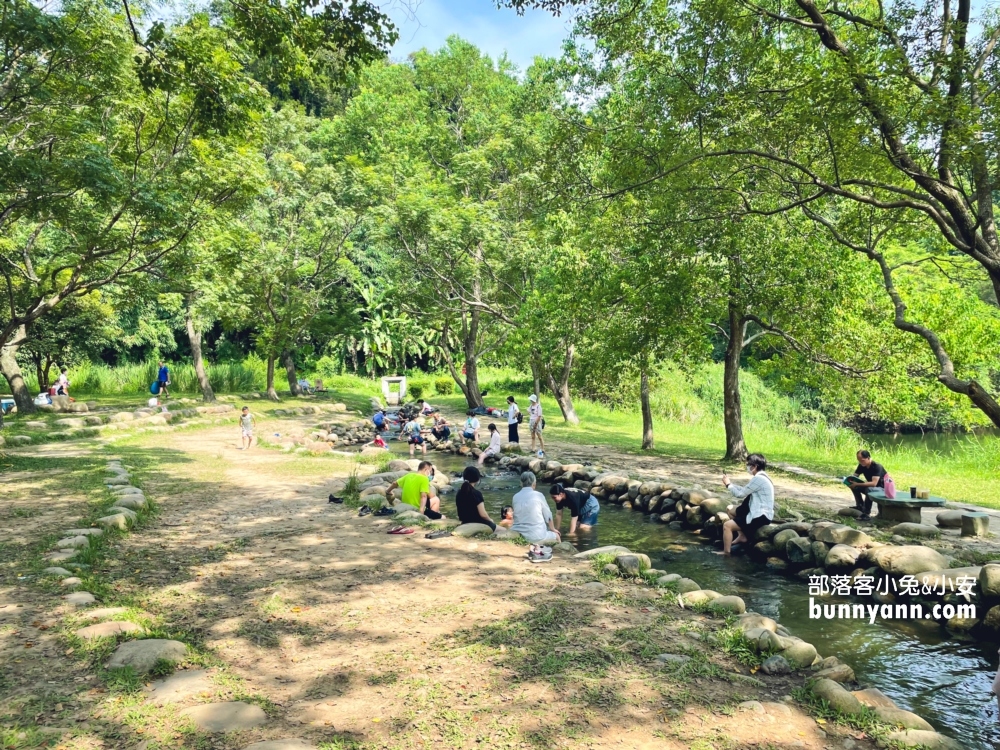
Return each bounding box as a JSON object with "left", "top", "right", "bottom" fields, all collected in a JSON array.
[{"left": 382, "top": 0, "right": 573, "bottom": 71}]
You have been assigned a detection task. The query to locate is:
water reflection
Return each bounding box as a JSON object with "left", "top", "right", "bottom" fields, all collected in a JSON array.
[{"left": 403, "top": 449, "right": 999, "bottom": 747}]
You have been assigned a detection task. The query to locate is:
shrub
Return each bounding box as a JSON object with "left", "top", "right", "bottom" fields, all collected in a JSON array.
[
  {"left": 408, "top": 384, "right": 425, "bottom": 400},
  {"left": 434, "top": 378, "right": 454, "bottom": 395}
]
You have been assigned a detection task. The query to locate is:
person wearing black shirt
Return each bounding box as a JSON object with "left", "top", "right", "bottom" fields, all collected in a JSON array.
[
  {"left": 550, "top": 483, "right": 600, "bottom": 534},
  {"left": 848, "top": 449, "right": 887, "bottom": 520},
  {"left": 455, "top": 466, "right": 496, "bottom": 531}
]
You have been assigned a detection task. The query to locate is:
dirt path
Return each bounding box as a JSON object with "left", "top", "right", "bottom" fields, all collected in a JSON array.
[{"left": 0, "top": 417, "right": 887, "bottom": 750}]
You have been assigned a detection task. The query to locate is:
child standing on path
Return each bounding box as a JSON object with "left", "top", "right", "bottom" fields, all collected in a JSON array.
[
  {"left": 157, "top": 361, "right": 170, "bottom": 398},
  {"left": 506, "top": 396, "right": 521, "bottom": 444},
  {"left": 239, "top": 406, "right": 256, "bottom": 450}
]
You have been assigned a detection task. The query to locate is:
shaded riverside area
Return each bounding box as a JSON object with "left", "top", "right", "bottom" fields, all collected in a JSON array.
[
  {"left": 6, "top": 390, "right": 1000, "bottom": 749},
  {"left": 5, "top": 1, "right": 1000, "bottom": 750}
]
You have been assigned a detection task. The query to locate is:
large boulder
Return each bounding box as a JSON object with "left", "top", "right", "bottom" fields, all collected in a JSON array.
[
  {"left": 772, "top": 528, "right": 799, "bottom": 551},
  {"left": 870, "top": 546, "right": 950, "bottom": 576},
  {"left": 882, "top": 730, "right": 961, "bottom": 750},
  {"left": 736, "top": 613, "right": 778, "bottom": 634},
  {"left": 674, "top": 578, "right": 701, "bottom": 594},
  {"left": 679, "top": 590, "right": 721, "bottom": 606},
  {"left": 107, "top": 639, "right": 187, "bottom": 673},
  {"left": 708, "top": 595, "right": 746, "bottom": 615},
  {"left": 492, "top": 527, "right": 522, "bottom": 541},
  {"left": 780, "top": 641, "right": 819, "bottom": 669},
  {"left": 813, "top": 524, "right": 871, "bottom": 547},
  {"left": 810, "top": 678, "right": 863, "bottom": 715},
  {"left": 453, "top": 523, "right": 494, "bottom": 538},
  {"left": 874, "top": 707, "right": 934, "bottom": 732},
  {"left": 936, "top": 510, "right": 965, "bottom": 528},
  {"left": 615, "top": 553, "right": 651, "bottom": 577},
  {"left": 979, "top": 564, "right": 1000, "bottom": 600},
  {"left": 574, "top": 545, "right": 631, "bottom": 559},
  {"left": 890, "top": 522, "right": 940, "bottom": 539},
  {"left": 824, "top": 545, "right": 861, "bottom": 571},
  {"left": 917, "top": 567, "right": 981, "bottom": 594},
  {"left": 786, "top": 537, "right": 814, "bottom": 565}
]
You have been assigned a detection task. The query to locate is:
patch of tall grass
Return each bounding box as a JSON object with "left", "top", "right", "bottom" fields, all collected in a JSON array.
[{"left": 32, "top": 357, "right": 267, "bottom": 395}]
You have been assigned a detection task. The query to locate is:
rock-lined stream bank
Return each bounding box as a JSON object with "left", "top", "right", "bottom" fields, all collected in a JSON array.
[{"left": 362, "top": 442, "right": 1000, "bottom": 748}]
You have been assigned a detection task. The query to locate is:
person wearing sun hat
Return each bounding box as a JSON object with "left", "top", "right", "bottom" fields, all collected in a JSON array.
[{"left": 528, "top": 394, "right": 544, "bottom": 457}]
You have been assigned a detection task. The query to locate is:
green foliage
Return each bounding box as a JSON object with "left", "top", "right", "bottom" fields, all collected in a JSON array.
[
  {"left": 37, "top": 358, "right": 266, "bottom": 395},
  {"left": 408, "top": 384, "right": 425, "bottom": 400},
  {"left": 434, "top": 378, "right": 455, "bottom": 395}
]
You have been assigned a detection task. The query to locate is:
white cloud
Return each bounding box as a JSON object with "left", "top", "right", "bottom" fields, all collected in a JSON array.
[{"left": 381, "top": 0, "right": 571, "bottom": 72}]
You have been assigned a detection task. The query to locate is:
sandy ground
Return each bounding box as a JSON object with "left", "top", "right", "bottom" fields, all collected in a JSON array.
[{"left": 0, "top": 412, "right": 890, "bottom": 750}]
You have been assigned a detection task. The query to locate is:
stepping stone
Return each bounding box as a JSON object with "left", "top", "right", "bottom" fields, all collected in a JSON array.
[
  {"left": 64, "top": 591, "right": 96, "bottom": 606},
  {"left": 147, "top": 670, "right": 215, "bottom": 705},
  {"left": 180, "top": 701, "right": 267, "bottom": 732},
  {"left": 243, "top": 741, "right": 316, "bottom": 750},
  {"left": 60, "top": 577, "right": 82, "bottom": 587},
  {"left": 106, "top": 476, "right": 130, "bottom": 485},
  {"left": 76, "top": 621, "right": 142, "bottom": 639},
  {"left": 112, "top": 487, "right": 143, "bottom": 496},
  {"left": 54, "top": 535, "right": 91, "bottom": 549},
  {"left": 64, "top": 529, "right": 103, "bottom": 537},
  {"left": 81, "top": 607, "right": 129, "bottom": 620},
  {"left": 96, "top": 515, "right": 129, "bottom": 529},
  {"left": 573, "top": 545, "right": 632, "bottom": 559},
  {"left": 46, "top": 550, "right": 78, "bottom": 562},
  {"left": 113, "top": 497, "right": 146, "bottom": 510},
  {"left": 43, "top": 567, "right": 73, "bottom": 577},
  {"left": 936, "top": 510, "right": 965, "bottom": 528},
  {"left": 107, "top": 639, "right": 187, "bottom": 673}
]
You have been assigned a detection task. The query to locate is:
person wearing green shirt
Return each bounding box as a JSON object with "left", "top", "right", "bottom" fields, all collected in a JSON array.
[{"left": 387, "top": 462, "right": 444, "bottom": 519}]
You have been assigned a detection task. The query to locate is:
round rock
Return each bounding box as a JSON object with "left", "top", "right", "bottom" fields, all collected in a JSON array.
[
  {"left": 63, "top": 591, "right": 96, "bottom": 606},
  {"left": 890, "top": 522, "right": 940, "bottom": 539},
  {"left": 107, "top": 639, "right": 187, "bottom": 673},
  {"left": 76, "top": 621, "right": 142, "bottom": 640},
  {"left": 936, "top": 510, "right": 965, "bottom": 528},
  {"left": 148, "top": 670, "right": 215, "bottom": 705}
]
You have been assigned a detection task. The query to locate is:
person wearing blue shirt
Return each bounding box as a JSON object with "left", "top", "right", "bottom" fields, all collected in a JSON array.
[
  {"left": 372, "top": 410, "right": 386, "bottom": 433},
  {"left": 157, "top": 361, "right": 170, "bottom": 398}
]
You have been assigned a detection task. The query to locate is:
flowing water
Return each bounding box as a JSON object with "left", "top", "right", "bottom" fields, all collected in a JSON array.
[{"left": 387, "top": 446, "right": 1000, "bottom": 747}]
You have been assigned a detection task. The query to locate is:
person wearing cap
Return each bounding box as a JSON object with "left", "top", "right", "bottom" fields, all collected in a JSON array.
[
  {"left": 528, "top": 394, "right": 544, "bottom": 457},
  {"left": 455, "top": 466, "right": 496, "bottom": 530},
  {"left": 550, "top": 483, "right": 600, "bottom": 534}
]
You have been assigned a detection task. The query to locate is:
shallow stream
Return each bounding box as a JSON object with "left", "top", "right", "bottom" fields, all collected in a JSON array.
[{"left": 391, "top": 445, "right": 1000, "bottom": 747}]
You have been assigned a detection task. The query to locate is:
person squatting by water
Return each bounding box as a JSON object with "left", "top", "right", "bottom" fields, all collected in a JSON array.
[{"left": 550, "top": 483, "right": 599, "bottom": 535}]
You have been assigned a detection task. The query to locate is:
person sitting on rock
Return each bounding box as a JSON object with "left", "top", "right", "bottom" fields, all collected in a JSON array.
[
  {"left": 846, "top": 449, "right": 887, "bottom": 521},
  {"left": 55, "top": 367, "right": 70, "bottom": 396},
  {"left": 550, "top": 483, "right": 600, "bottom": 534},
  {"left": 388, "top": 462, "right": 444, "bottom": 520},
  {"left": 430, "top": 412, "right": 451, "bottom": 441},
  {"left": 421, "top": 399, "right": 435, "bottom": 416},
  {"left": 718, "top": 453, "right": 774, "bottom": 556},
  {"left": 478, "top": 423, "right": 503, "bottom": 466},
  {"left": 511, "top": 471, "right": 560, "bottom": 544},
  {"left": 455, "top": 466, "right": 496, "bottom": 531},
  {"left": 498, "top": 505, "right": 514, "bottom": 528},
  {"left": 462, "top": 411, "right": 481, "bottom": 442}
]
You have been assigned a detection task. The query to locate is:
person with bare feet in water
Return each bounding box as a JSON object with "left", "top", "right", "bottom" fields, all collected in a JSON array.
[{"left": 718, "top": 453, "right": 773, "bottom": 556}]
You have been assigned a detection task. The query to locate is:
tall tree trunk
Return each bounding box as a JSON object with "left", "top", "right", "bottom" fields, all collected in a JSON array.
[
  {"left": 463, "top": 353, "right": 485, "bottom": 409},
  {"left": 640, "top": 366, "right": 654, "bottom": 450},
  {"left": 284, "top": 351, "right": 302, "bottom": 396},
  {"left": 265, "top": 356, "right": 280, "bottom": 401},
  {"left": 33, "top": 358, "right": 45, "bottom": 394},
  {"left": 445, "top": 309, "right": 486, "bottom": 409},
  {"left": 530, "top": 353, "right": 544, "bottom": 399},
  {"left": 723, "top": 301, "right": 748, "bottom": 462},
  {"left": 185, "top": 307, "right": 215, "bottom": 402},
  {"left": 0, "top": 328, "right": 34, "bottom": 415},
  {"left": 545, "top": 343, "right": 580, "bottom": 424}
]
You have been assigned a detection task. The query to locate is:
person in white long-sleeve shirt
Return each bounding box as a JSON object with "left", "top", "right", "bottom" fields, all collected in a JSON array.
[
  {"left": 511, "top": 471, "right": 560, "bottom": 544},
  {"left": 478, "top": 423, "right": 503, "bottom": 465},
  {"left": 718, "top": 453, "right": 774, "bottom": 556}
]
